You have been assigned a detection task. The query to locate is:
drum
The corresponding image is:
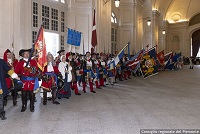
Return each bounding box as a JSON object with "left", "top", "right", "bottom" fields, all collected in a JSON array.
[{"left": 57, "top": 78, "right": 65, "bottom": 91}]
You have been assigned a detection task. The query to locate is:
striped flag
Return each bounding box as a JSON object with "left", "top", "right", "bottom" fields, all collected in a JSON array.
[
  {"left": 126, "top": 49, "right": 144, "bottom": 73},
  {"left": 114, "top": 43, "right": 129, "bottom": 65}
]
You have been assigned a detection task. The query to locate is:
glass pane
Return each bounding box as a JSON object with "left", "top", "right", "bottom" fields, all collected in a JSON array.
[
  {"left": 44, "top": 32, "right": 59, "bottom": 57},
  {"left": 111, "top": 17, "right": 114, "bottom": 23}
]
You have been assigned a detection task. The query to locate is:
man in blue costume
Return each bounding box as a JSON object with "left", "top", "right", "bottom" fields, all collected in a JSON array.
[{"left": 0, "top": 59, "right": 19, "bottom": 120}]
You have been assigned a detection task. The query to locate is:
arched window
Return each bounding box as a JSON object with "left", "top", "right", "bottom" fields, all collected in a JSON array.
[{"left": 111, "top": 12, "right": 117, "bottom": 24}]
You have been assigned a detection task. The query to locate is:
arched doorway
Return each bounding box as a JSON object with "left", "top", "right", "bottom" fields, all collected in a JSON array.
[{"left": 191, "top": 29, "right": 200, "bottom": 58}]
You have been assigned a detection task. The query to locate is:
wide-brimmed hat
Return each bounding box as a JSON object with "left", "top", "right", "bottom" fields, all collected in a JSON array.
[
  {"left": 19, "top": 49, "right": 31, "bottom": 57},
  {"left": 57, "top": 50, "right": 65, "bottom": 54}
]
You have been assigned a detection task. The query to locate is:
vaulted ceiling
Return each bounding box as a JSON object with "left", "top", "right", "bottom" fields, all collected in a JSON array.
[{"left": 151, "top": 0, "right": 200, "bottom": 23}]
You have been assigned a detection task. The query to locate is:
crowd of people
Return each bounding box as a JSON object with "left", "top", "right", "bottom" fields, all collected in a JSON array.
[{"left": 0, "top": 49, "right": 134, "bottom": 120}]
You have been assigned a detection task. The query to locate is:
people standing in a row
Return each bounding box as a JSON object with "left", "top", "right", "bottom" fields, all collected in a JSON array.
[{"left": 1, "top": 48, "right": 135, "bottom": 120}]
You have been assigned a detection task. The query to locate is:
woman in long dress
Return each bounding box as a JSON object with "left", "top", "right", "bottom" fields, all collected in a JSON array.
[{"left": 58, "top": 55, "right": 72, "bottom": 99}]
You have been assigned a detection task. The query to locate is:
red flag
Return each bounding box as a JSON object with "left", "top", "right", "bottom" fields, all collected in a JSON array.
[
  {"left": 157, "top": 50, "right": 165, "bottom": 65},
  {"left": 91, "top": 9, "right": 97, "bottom": 53},
  {"left": 34, "top": 25, "right": 47, "bottom": 72}
]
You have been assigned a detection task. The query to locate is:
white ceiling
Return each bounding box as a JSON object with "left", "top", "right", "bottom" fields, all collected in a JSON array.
[{"left": 151, "top": 0, "right": 200, "bottom": 23}]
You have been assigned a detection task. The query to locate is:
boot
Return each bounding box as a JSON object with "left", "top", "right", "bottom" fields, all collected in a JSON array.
[
  {"left": 95, "top": 81, "right": 101, "bottom": 89},
  {"left": 70, "top": 82, "right": 74, "bottom": 90},
  {"left": 52, "top": 88, "right": 60, "bottom": 105},
  {"left": 21, "top": 90, "right": 27, "bottom": 112},
  {"left": 89, "top": 79, "right": 96, "bottom": 93},
  {"left": 0, "top": 111, "right": 7, "bottom": 120},
  {"left": 29, "top": 91, "right": 35, "bottom": 112},
  {"left": 100, "top": 78, "right": 105, "bottom": 87},
  {"left": 73, "top": 82, "right": 81, "bottom": 95},
  {"left": 43, "top": 90, "right": 47, "bottom": 105},
  {"left": 3, "top": 96, "right": 7, "bottom": 106},
  {"left": 82, "top": 82, "right": 86, "bottom": 93},
  {"left": 0, "top": 95, "right": 6, "bottom": 120},
  {"left": 12, "top": 90, "right": 18, "bottom": 106}
]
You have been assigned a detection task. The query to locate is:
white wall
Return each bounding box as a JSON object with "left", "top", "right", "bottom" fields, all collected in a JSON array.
[{"left": 0, "top": 0, "right": 32, "bottom": 58}]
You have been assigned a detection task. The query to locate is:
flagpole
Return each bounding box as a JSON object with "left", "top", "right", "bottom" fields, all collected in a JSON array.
[{"left": 116, "top": 42, "right": 130, "bottom": 56}]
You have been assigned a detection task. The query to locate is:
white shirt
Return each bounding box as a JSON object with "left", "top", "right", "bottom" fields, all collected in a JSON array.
[
  {"left": 86, "top": 60, "right": 92, "bottom": 67},
  {"left": 23, "top": 58, "right": 30, "bottom": 67},
  {"left": 58, "top": 62, "right": 72, "bottom": 82},
  {"left": 47, "top": 62, "right": 54, "bottom": 72},
  {"left": 7, "top": 58, "right": 12, "bottom": 65}
]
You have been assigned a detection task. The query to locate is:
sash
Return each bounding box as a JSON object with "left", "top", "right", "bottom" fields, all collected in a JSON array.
[
  {"left": 21, "top": 76, "right": 39, "bottom": 91},
  {"left": 45, "top": 72, "right": 58, "bottom": 87}
]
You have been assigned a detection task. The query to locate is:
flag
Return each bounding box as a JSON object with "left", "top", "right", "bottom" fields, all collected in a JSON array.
[
  {"left": 140, "top": 47, "right": 158, "bottom": 78},
  {"left": 114, "top": 43, "right": 129, "bottom": 65},
  {"left": 156, "top": 50, "right": 165, "bottom": 71},
  {"left": 126, "top": 49, "right": 144, "bottom": 73},
  {"left": 67, "top": 28, "right": 81, "bottom": 46},
  {"left": 157, "top": 50, "right": 165, "bottom": 65},
  {"left": 164, "top": 51, "right": 173, "bottom": 66},
  {"left": 91, "top": 8, "right": 97, "bottom": 52},
  {"left": 34, "top": 25, "right": 47, "bottom": 72},
  {"left": 165, "top": 53, "right": 181, "bottom": 70}
]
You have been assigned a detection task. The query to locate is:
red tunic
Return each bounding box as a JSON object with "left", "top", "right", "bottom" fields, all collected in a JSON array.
[
  {"left": 14, "top": 59, "right": 38, "bottom": 91},
  {"left": 5, "top": 59, "right": 18, "bottom": 89},
  {"left": 41, "top": 65, "right": 60, "bottom": 91}
]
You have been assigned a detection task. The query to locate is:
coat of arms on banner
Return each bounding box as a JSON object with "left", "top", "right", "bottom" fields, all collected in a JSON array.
[{"left": 140, "top": 48, "right": 158, "bottom": 78}]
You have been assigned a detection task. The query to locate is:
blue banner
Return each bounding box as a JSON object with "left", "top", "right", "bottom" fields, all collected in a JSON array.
[{"left": 67, "top": 28, "right": 81, "bottom": 46}]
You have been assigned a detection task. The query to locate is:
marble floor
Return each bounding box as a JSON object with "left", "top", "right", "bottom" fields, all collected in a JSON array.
[{"left": 0, "top": 65, "right": 200, "bottom": 134}]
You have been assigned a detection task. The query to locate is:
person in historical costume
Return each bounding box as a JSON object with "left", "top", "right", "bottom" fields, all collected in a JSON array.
[
  {"left": 125, "top": 55, "right": 131, "bottom": 79},
  {"left": 0, "top": 59, "right": 19, "bottom": 120},
  {"left": 58, "top": 55, "right": 72, "bottom": 99},
  {"left": 91, "top": 53, "right": 101, "bottom": 89},
  {"left": 15, "top": 49, "right": 39, "bottom": 112},
  {"left": 55, "top": 50, "right": 65, "bottom": 66},
  {"left": 99, "top": 53, "right": 107, "bottom": 87},
  {"left": 81, "top": 52, "right": 96, "bottom": 93},
  {"left": 76, "top": 54, "right": 83, "bottom": 87},
  {"left": 117, "top": 59, "right": 123, "bottom": 81},
  {"left": 107, "top": 54, "right": 116, "bottom": 85},
  {"left": 189, "top": 56, "right": 194, "bottom": 69},
  {"left": 121, "top": 55, "right": 128, "bottom": 80},
  {"left": 70, "top": 53, "right": 81, "bottom": 95},
  {"left": 41, "top": 52, "right": 61, "bottom": 105},
  {"left": 3, "top": 49, "right": 19, "bottom": 106}
]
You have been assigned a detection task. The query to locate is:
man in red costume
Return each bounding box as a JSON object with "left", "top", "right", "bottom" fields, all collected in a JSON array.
[
  {"left": 15, "top": 49, "right": 39, "bottom": 112},
  {"left": 41, "top": 52, "right": 60, "bottom": 105}
]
